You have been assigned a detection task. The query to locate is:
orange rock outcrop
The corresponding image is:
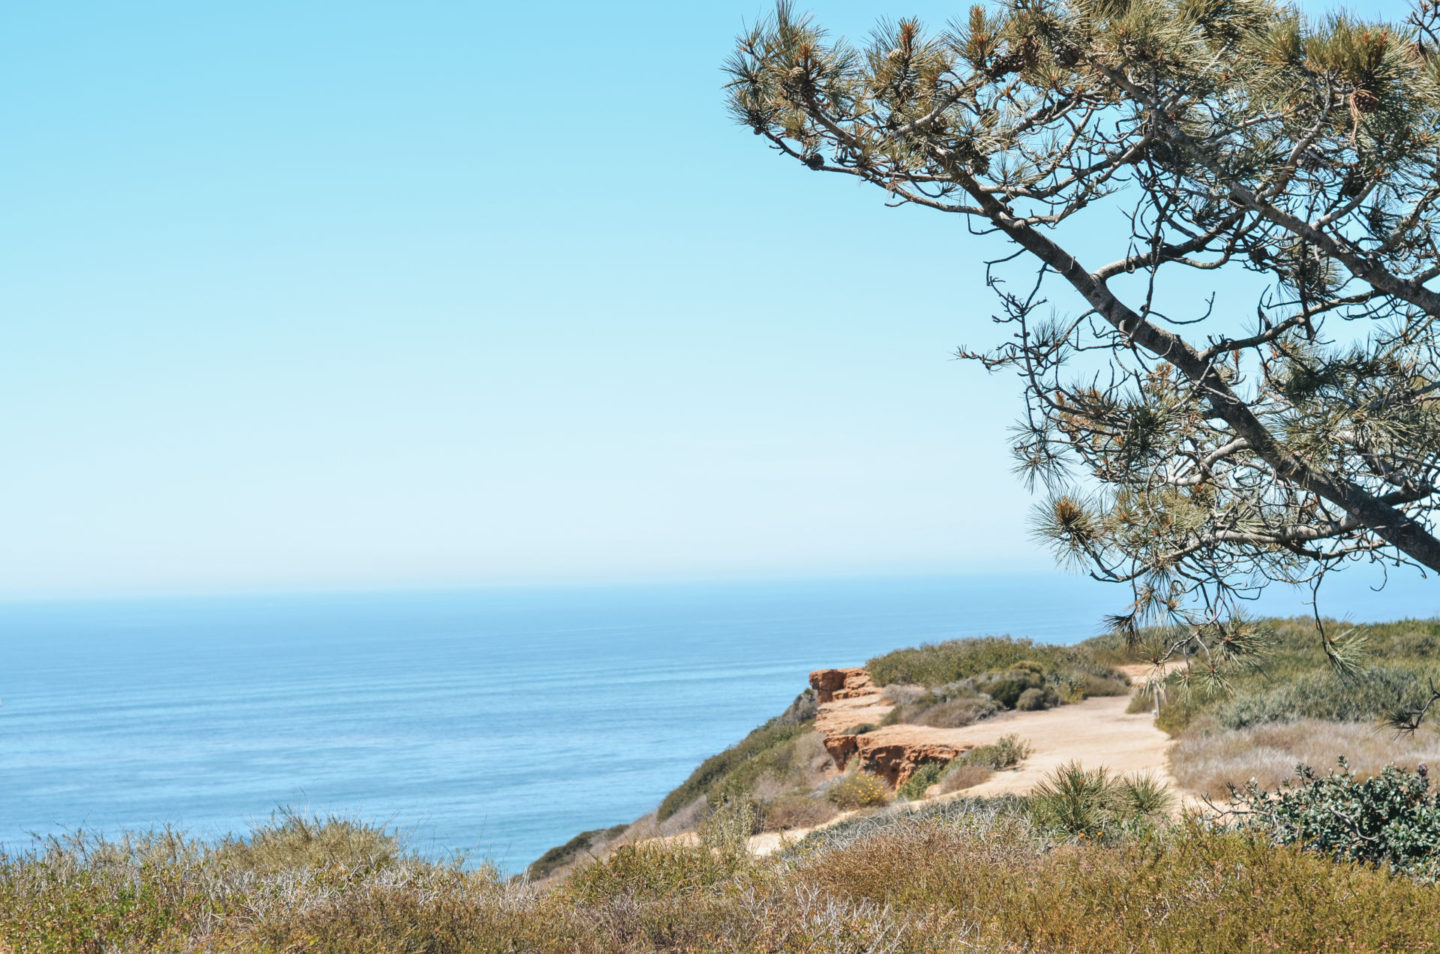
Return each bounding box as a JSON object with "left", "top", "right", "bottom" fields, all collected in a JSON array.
[
  {"left": 808, "top": 667, "right": 874, "bottom": 704},
  {"left": 809, "top": 666, "right": 968, "bottom": 787}
]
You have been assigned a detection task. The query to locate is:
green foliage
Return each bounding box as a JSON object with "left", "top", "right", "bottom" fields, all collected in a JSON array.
[
  {"left": 897, "top": 761, "right": 949, "bottom": 800},
  {"left": 528, "top": 824, "right": 629, "bottom": 881},
  {"left": 758, "top": 794, "right": 837, "bottom": 832},
  {"left": 1029, "top": 762, "right": 1174, "bottom": 837},
  {"left": 1150, "top": 618, "right": 1440, "bottom": 735},
  {"left": 1015, "top": 686, "right": 1056, "bottom": 710},
  {"left": 826, "top": 771, "right": 889, "bottom": 810},
  {"left": 958, "top": 734, "right": 1032, "bottom": 770},
  {"left": 1233, "top": 759, "right": 1440, "bottom": 881},
  {"left": 728, "top": 0, "right": 1440, "bottom": 668},
  {"left": 867, "top": 636, "right": 1128, "bottom": 720},
  {"left": 656, "top": 701, "right": 815, "bottom": 821},
  {"left": 213, "top": 808, "right": 400, "bottom": 876},
  {"left": 1218, "top": 666, "right": 1435, "bottom": 728}
]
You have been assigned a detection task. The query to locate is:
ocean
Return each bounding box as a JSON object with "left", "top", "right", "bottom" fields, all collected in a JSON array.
[{"left": 1, "top": 570, "right": 1434, "bottom": 873}]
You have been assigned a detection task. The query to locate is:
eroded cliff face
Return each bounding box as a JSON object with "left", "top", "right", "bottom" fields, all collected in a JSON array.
[{"left": 809, "top": 667, "right": 968, "bottom": 787}]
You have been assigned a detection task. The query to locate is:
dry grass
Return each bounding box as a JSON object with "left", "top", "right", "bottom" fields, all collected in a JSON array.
[
  {"left": 1171, "top": 718, "right": 1440, "bottom": 797},
  {"left": 759, "top": 795, "right": 838, "bottom": 832},
  {"left": 7, "top": 806, "right": 1440, "bottom": 953},
  {"left": 936, "top": 762, "right": 994, "bottom": 794}
]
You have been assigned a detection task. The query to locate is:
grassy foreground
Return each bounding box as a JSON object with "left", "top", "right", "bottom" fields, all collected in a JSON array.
[{"left": 4, "top": 800, "right": 1440, "bottom": 953}]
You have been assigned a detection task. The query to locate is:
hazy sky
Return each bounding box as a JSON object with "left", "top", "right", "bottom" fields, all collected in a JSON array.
[{"left": 0, "top": 0, "right": 1416, "bottom": 596}]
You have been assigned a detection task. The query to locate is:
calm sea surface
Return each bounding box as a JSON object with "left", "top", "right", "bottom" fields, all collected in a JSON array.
[{"left": 2, "top": 571, "right": 1435, "bottom": 873}]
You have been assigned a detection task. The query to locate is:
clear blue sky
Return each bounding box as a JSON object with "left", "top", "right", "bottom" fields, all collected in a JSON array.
[{"left": 0, "top": 0, "right": 1413, "bottom": 597}]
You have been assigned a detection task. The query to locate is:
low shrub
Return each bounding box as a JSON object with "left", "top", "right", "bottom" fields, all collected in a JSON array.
[
  {"left": 656, "top": 710, "right": 816, "bottom": 820},
  {"left": 898, "top": 761, "right": 949, "bottom": 800},
  {"left": 911, "top": 694, "right": 999, "bottom": 727},
  {"left": 826, "top": 771, "right": 889, "bottom": 810},
  {"left": 1015, "top": 686, "right": 1055, "bottom": 710},
  {"left": 528, "top": 824, "right": 629, "bottom": 880},
  {"left": 1028, "top": 762, "right": 1173, "bottom": 836},
  {"left": 214, "top": 808, "right": 401, "bottom": 875},
  {"left": 1218, "top": 666, "right": 1436, "bottom": 729},
  {"left": 840, "top": 722, "right": 878, "bottom": 735},
  {"left": 1232, "top": 759, "right": 1440, "bottom": 881},
  {"left": 962, "top": 734, "right": 1031, "bottom": 770}
]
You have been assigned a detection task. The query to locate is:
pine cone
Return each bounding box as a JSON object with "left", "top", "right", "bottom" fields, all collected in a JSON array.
[{"left": 1351, "top": 90, "right": 1380, "bottom": 114}]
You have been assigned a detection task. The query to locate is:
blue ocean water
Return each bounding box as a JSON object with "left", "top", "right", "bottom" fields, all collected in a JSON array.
[{"left": 1, "top": 571, "right": 1434, "bottom": 873}]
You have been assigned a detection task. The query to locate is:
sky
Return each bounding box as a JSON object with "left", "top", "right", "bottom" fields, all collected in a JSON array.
[{"left": 0, "top": 0, "right": 1422, "bottom": 597}]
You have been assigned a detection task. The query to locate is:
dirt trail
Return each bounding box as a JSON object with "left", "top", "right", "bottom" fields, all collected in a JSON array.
[{"left": 745, "top": 663, "right": 1189, "bottom": 855}]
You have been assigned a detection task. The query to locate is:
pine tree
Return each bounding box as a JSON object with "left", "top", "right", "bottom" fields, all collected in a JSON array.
[{"left": 728, "top": 0, "right": 1440, "bottom": 675}]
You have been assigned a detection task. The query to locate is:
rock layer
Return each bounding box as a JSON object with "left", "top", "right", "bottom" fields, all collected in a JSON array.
[{"left": 810, "top": 666, "right": 967, "bottom": 787}]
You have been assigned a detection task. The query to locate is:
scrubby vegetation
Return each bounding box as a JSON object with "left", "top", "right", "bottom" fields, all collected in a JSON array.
[
  {"left": 1232, "top": 760, "right": 1440, "bottom": 883},
  {"left": 655, "top": 690, "right": 822, "bottom": 822},
  {"left": 1172, "top": 720, "right": 1440, "bottom": 797},
  {"left": 1094, "top": 617, "right": 1440, "bottom": 797},
  {"left": 869, "top": 636, "right": 1128, "bottom": 727},
  {"left": 824, "top": 770, "right": 889, "bottom": 810},
  {"left": 528, "top": 823, "right": 630, "bottom": 881},
  {"left": 11, "top": 783, "right": 1440, "bottom": 954},
  {"left": 1097, "top": 617, "right": 1440, "bottom": 736}
]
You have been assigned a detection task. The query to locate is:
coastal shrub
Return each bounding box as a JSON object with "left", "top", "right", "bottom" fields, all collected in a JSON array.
[
  {"left": 1232, "top": 760, "right": 1440, "bottom": 881},
  {"left": 1218, "top": 666, "right": 1436, "bottom": 729},
  {"left": 1136, "top": 618, "right": 1440, "bottom": 735},
  {"left": 840, "top": 722, "right": 878, "bottom": 735},
  {"left": 12, "top": 803, "right": 1440, "bottom": 953},
  {"left": 912, "top": 694, "right": 999, "bottom": 728},
  {"left": 882, "top": 679, "right": 1000, "bottom": 727},
  {"left": 774, "top": 688, "right": 818, "bottom": 728},
  {"left": 656, "top": 713, "right": 814, "bottom": 821},
  {"left": 898, "top": 761, "right": 949, "bottom": 800},
  {"left": 528, "top": 824, "right": 630, "bottom": 880},
  {"left": 826, "top": 771, "right": 889, "bottom": 810},
  {"left": 214, "top": 809, "right": 401, "bottom": 875},
  {"left": 1028, "top": 762, "right": 1173, "bottom": 836},
  {"left": 963, "top": 735, "right": 1032, "bottom": 770},
  {"left": 796, "top": 811, "right": 1440, "bottom": 953},
  {"left": 1015, "top": 686, "right": 1055, "bottom": 710},
  {"left": 867, "top": 637, "right": 1127, "bottom": 700}
]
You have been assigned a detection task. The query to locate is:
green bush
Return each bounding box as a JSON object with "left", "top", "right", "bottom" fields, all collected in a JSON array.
[
  {"left": 827, "top": 771, "right": 889, "bottom": 810},
  {"left": 868, "top": 637, "right": 1128, "bottom": 717},
  {"left": 868, "top": 636, "right": 1123, "bottom": 691},
  {"left": 1028, "top": 762, "right": 1173, "bottom": 837},
  {"left": 1218, "top": 667, "right": 1434, "bottom": 729},
  {"left": 961, "top": 735, "right": 1032, "bottom": 770},
  {"left": 1139, "top": 618, "right": 1440, "bottom": 735},
  {"left": 898, "top": 761, "right": 950, "bottom": 800},
  {"left": 1015, "top": 687, "right": 1056, "bottom": 710},
  {"left": 214, "top": 809, "right": 400, "bottom": 875},
  {"left": 1232, "top": 759, "right": 1440, "bottom": 881}
]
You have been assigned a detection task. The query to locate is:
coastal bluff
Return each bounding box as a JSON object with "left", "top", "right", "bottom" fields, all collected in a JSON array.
[{"left": 809, "top": 667, "right": 966, "bottom": 787}]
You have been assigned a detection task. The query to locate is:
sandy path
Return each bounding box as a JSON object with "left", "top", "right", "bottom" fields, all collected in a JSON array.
[
  {"left": 654, "top": 665, "right": 1191, "bottom": 859},
  {"left": 748, "top": 670, "right": 1188, "bottom": 854}
]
